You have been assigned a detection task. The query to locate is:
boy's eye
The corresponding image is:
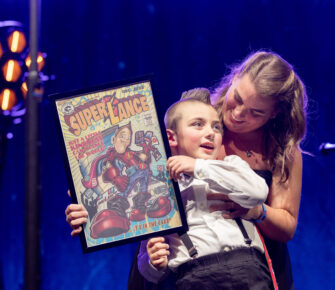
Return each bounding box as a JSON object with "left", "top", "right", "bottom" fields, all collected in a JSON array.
[
  {"left": 192, "top": 121, "right": 202, "bottom": 127},
  {"left": 214, "top": 124, "right": 222, "bottom": 131},
  {"left": 212, "top": 123, "right": 223, "bottom": 133}
]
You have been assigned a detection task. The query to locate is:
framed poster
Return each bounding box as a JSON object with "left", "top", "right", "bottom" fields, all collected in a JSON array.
[{"left": 49, "top": 76, "right": 187, "bottom": 253}]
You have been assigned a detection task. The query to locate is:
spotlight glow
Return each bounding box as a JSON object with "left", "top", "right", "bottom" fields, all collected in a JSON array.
[
  {"left": 2, "top": 59, "right": 22, "bottom": 82},
  {"left": 6, "top": 60, "right": 14, "bottom": 81},
  {"left": 25, "top": 52, "right": 46, "bottom": 71},
  {"left": 11, "top": 31, "right": 20, "bottom": 52},
  {"left": 21, "top": 82, "right": 28, "bottom": 98},
  {"left": 0, "top": 89, "right": 16, "bottom": 111},
  {"left": 2, "top": 89, "right": 10, "bottom": 110},
  {"left": 7, "top": 30, "right": 26, "bottom": 53}
]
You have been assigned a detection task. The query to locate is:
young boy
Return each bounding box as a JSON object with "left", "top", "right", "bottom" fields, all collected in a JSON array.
[{"left": 137, "top": 97, "right": 274, "bottom": 289}]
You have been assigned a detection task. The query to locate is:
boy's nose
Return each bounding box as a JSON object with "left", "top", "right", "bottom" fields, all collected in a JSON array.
[{"left": 205, "top": 127, "right": 215, "bottom": 140}]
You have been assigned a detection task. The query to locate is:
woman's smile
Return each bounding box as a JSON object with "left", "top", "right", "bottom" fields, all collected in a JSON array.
[{"left": 230, "top": 112, "right": 244, "bottom": 123}]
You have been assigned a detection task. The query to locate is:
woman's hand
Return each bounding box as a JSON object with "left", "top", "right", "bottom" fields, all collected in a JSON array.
[
  {"left": 65, "top": 203, "right": 88, "bottom": 236},
  {"left": 65, "top": 190, "right": 89, "bottom": 236},
  {"left": 207, "top": 193, "right": 262, "bottom": 220}
]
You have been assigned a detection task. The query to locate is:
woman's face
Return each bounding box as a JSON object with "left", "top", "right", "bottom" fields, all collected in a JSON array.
[{"left": 222, "top": 74, "right": 277, "bottom": 134}]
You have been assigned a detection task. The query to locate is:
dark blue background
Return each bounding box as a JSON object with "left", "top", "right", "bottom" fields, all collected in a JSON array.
[{"left": 1, "top": 1, "right": 335, "bottom": 289}]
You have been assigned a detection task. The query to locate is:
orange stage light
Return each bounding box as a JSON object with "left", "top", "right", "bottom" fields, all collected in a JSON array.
[
  {"left": 21, "top": 81, "right": 28, "bottom": 98},
  {"left": 2, "top": 59, "right": 22, "bottom": 82},
  {"left": 25, "top": 52, "right": 46, "bottom": 71},
  {"left": 0, "top": 89, "right": 17, "bottom": 111},
  {"left": 7, "top": 30, "right": 27, "bottom": 53},
  {"left": 0, "top": 42, "right": 3, "bottom": 59}
]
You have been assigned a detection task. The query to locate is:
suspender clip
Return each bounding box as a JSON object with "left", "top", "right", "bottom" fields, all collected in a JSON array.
[{"left": 244, "top": 238, "right": 252, "bottom": 245}]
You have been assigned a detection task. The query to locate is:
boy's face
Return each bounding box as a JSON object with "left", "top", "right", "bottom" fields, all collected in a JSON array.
[{"left": 172, "top": 102, "right": 223, "bottom": 160}]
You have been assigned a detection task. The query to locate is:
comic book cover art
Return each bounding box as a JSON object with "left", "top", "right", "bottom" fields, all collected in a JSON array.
[{"left": 53, "top": 79, "right": 185, "bottom": 252}]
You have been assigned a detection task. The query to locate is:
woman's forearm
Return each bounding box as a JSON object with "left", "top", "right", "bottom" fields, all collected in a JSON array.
[{"left": 256, "top": 204, "right": 297, "bottom": 242}]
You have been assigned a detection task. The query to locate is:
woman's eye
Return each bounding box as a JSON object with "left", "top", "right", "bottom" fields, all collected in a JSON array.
[
  {"left": 234, "top": 94, "right": 243, "bottom": 104},
  {"left": 192, "top": 122, "right": 202, "bottom": 127},
  {"left": 250, "top": 110, "right": 264, "bottom": 117}
]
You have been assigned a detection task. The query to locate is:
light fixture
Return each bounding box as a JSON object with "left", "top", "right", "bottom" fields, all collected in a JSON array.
[
  {"left": 0, "top": 22, "right": 27, "bottom": 114},
  {"left": 21, "top": 81, "right": 28, "bottom": 98},
  {"left": 7, "top": 30, "right": 26, "bottom": 53},
  {"left": 0, "top": 20, "right": 49, "bottom": 139},
  {"left": 2, "top": 59, "right": 22, "bottom": 82},
  {"left": 25, "top": 52, "right": 46, "bottom": 72},
  {"left": 0, "top": 88, "right": 16, "bottom": 111},
  {"left": 0, "top": 42, "right": 3, "bottom": 59}
]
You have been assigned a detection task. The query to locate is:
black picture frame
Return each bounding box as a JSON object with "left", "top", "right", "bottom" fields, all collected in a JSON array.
[{"left": 49, "top": 75, "right": 188, "bottom": 253}]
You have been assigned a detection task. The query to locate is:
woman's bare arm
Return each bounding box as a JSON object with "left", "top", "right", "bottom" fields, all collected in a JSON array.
[{"left": 256, "top": 149, "right": 302, "bottom": 242}]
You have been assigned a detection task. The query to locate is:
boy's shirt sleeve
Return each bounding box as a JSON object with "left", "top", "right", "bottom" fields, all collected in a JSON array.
[
  {"left": 137, "top": 240, "right": 167, "bottom": 284},
  {"left": 193, "top": 155, "right": 268, "bottom": 208}
]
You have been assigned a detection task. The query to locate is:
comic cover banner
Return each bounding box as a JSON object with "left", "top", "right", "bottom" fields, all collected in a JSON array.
[{"left": 51, "top": 78, "right": 187, "bottom": 252}]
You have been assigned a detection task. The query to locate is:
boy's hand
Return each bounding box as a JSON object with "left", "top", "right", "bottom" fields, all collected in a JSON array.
[
  {"left": 147, "top": 237, "right": 170, "bottom": 271},
  {"left": 167, "top": 155, "right": 196, "bottom": 181},
  {"left": 65, "top": 203, "right": 88, "bottom": 236}
]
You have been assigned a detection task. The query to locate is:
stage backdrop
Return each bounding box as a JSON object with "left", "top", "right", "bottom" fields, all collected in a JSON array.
[{"left": 1, "top": 0, "right": 335, "bottom": 289}]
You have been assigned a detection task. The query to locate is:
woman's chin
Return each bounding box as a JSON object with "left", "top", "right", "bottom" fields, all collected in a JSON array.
[{"left": 225, "top": 122, "right": 246, "bottom": 133}]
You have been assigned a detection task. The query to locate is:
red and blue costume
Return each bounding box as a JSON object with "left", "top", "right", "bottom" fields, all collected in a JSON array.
[{"left": 82, "top": 139, "right": 171, "bottom": 239}]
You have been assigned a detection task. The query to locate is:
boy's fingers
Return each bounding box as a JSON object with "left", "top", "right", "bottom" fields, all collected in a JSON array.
[
  {"left": 71, "top": 227, "right": 83, "bottom": 236},
  {"left": 151, "top": 249, "right": 170, "bottom": 261},
  {"left": 147, "top": 237, "right": 165, "bottom": 247},
  {"left": 149, "top": 242, "right": 169, "bottom": 253},
  {"left": 152, "top": 256, "right": 165, "bottom": 266}
]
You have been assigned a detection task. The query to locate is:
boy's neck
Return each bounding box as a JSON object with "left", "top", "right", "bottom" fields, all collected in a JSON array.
[{"left": 170, "top": 147, "right": 178, "bottom": 156}]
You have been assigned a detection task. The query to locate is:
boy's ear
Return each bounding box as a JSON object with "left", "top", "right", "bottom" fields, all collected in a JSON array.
[{"left": 166, "top": 129, "right": 178, "bottom": 148}]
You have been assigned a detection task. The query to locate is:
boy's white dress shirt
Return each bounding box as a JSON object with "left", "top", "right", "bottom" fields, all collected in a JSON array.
[{"left": 138, "top": 155, "right": 268, "bottom": 283}]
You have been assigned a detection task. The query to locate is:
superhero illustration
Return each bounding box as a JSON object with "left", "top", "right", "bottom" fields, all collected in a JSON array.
[{"left": 80, "top": 122, "right": 172, "bottom": 239}]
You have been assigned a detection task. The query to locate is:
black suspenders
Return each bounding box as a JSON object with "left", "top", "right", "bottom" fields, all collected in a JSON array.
[{"left": 179, "top": 218, "right": 251, "bottom": 258}]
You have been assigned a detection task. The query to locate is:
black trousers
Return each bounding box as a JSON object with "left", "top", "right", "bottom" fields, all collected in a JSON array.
[
  {"left": 128, "top": 247, "right": 275, "bottom": 290},
  {"left": 174, "top": 247, "right": 274, "bottom": 290}
]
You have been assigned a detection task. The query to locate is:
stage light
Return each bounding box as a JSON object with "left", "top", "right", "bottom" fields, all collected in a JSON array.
[
  {"left": 2, "top": 59, "right": 22, "bottom": 82},
  {"left": 0, "top": 43, "right": 3, "bottom": 59},
  {"left": 0, "top": 19, "right": 50, "bottom": 144},
  {"left": 0, "top": 21, "right": 47, "bottom": 115},
  {"left": 21, "top": 81, "right": 27, "bottom": 98},
  {"left": 0, "top": 22, "right": 27, "bottom": 115},
  {"left": 0, "top": 89, "right": 16, "bottom": 111},
  {"left": 7, "top": 30, "right": 26, "bottom": 53},
  {"left": 25, "top": 52, "right": 45, "bottom": 72}
]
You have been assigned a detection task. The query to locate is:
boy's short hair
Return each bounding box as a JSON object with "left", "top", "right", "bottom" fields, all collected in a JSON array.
[
  {"left": 180, "top": 87, "right": 211, "bottom": 103},
  {"left": 164, "top": 88, "right": 214, "bottom": 131}
]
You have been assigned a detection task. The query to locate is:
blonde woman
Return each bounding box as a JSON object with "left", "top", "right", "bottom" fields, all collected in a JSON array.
[{"left": 207, "top": 51, "right": 307, "bottom": 289}]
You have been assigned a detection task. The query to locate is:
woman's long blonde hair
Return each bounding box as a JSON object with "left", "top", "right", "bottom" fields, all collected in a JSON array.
[{"left": 212, "top": 51, "right": 308, "bottom": 182}]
